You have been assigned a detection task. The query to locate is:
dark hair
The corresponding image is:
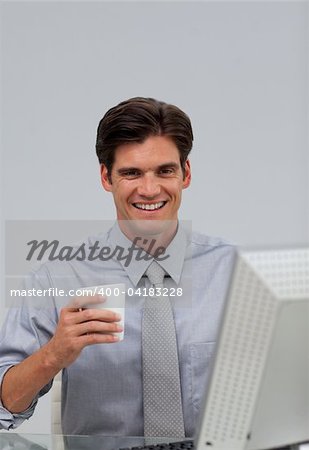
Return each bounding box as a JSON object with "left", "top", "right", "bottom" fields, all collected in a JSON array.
[{"left": 96, "top": 97, "right": 193, "bottom": 179}]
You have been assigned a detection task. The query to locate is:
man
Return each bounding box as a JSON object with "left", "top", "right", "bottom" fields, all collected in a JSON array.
[{"left": 0, "top": 97, "right": 235, "bottom": 437}]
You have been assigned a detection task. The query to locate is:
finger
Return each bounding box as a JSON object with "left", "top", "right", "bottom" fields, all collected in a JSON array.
[
  {"left": 77, "top": 320, "right": 123, "bottom": 336},
  {"left": 74, "top": 308, "right": 122, "bottom": 324},
  {"left": 66, "top": 294, "right": 106, "bottom": 311},
  {"left": 58, "top": 307, "right": 122, "bottom": 329},
  {"left": 81, "top": 333, "right": 120, "bottom": 346}
]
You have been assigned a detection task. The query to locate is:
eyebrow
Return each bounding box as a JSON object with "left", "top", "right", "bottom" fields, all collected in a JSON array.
[
  {"left": 157, "top": 162, "right": 180, "bottom": 171},
  {"left": 116, "top": 162, "right": 180, "bottom": 175}
]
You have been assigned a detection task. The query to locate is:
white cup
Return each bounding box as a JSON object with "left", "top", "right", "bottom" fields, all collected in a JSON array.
[{"left": 80, "top": 283, "right": 125, "bottom": 341}]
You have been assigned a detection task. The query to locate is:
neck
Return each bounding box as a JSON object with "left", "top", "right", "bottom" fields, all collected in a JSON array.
[{"left": 118, "top": 220, "right": 178, "bottom": 256}]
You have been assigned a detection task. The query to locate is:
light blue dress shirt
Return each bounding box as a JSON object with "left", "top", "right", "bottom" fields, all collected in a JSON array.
[{"left": 0, "top": 223, "right": 236, "bottom": 437}]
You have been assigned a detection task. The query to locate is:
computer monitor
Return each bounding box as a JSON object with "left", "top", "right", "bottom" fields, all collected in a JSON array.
[{"left": 196, "top": 248, "right": 309, "bottom": 450}]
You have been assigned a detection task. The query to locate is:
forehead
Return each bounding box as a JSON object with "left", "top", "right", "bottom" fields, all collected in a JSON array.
[{"left": 112, "top": 135, "right": 181, "bottom": 168}]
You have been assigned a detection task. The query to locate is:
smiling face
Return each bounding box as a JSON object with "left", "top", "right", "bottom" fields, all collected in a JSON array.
[{"left": 100, "top": 135, "right": 191, "bottom": 240}]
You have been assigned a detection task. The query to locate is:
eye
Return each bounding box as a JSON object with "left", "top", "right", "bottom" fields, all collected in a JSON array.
[
  {"left": 122, "top": 170, "right": 140, "bottom": 178},
  {"left": 159, "top": 168, "right": 175, "bottom": 175}
]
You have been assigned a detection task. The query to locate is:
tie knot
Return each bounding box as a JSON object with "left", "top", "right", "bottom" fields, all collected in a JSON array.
[{"left": 145, "top": 261, "right": 165, "bottom": 286}]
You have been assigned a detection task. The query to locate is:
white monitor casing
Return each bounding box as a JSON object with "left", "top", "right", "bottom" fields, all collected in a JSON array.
[{"left": 196, "top": 248, "right": 309, "bottom": 450}]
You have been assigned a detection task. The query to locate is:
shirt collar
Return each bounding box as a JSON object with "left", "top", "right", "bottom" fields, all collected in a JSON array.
[{"left": 107, "top": 221, "right": 189, "bottom": 286}]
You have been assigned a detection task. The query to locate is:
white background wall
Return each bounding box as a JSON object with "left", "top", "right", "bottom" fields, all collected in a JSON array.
[{"left": 0, "top": 0, "right": 308, "bottom": 434}]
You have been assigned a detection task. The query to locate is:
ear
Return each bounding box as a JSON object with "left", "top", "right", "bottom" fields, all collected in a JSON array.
[
  {"left": 182, "top": 159, "right": 191, "bottom": 189},
  {"left": 100, "top": 164, "right": 113, "bottom": 192}
]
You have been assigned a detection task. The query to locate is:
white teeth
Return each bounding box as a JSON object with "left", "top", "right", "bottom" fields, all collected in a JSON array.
[{"left": 134, "top": 202, "right": 165, "bottom": 211}]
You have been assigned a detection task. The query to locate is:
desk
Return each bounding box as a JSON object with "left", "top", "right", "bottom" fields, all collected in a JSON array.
[
  {"left": 0, "top": 433, "right": 185, "bottom": 450},
  {"left": 0, "top": 433, "right": 308, "bottom": 450}
]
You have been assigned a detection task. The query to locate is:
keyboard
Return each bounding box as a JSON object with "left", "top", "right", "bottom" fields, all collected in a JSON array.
[
  {"left": 120, "top": 439, "right": 195, "bottom": 450},
  {"left": 118, "top": 439, "right": 307, "bottom": 450}
]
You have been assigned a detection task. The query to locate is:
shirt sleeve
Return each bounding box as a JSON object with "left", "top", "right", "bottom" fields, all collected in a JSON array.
[
  {"left": 0, "top": 267, "right": 57, "bottom": 430},
  {"left": 0, "top": 365, "right": 39, "bottom": 430}
]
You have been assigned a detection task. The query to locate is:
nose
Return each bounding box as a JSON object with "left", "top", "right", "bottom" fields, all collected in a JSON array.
[{"left": 136, "top": 173, "right": 161, "bottom": 198}]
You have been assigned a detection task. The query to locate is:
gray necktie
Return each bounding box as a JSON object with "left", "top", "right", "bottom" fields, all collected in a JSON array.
[{"left": 142, "top": 260, "right": 185, "bottom": 437}]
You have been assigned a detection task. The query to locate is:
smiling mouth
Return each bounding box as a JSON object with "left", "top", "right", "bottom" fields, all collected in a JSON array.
[{"left": 132, "top": 201, "right": 167, "bottom": 211}]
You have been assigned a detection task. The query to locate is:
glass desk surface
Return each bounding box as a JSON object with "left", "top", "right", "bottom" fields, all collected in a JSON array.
[
  {"left": 1, "top": 433, "right": 309, "bottom": 450},
  {"left": 0, "top": 433, "right": 188, "bottom": 450}
]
